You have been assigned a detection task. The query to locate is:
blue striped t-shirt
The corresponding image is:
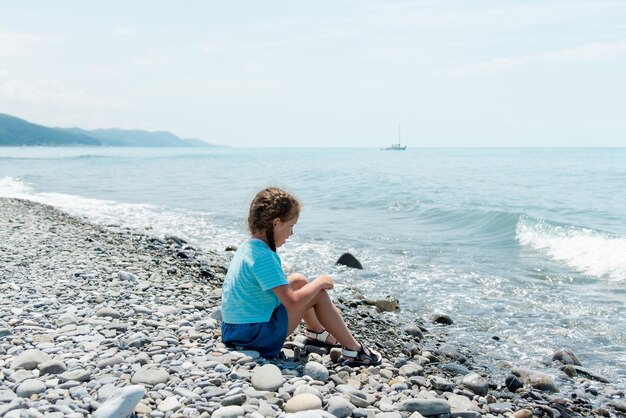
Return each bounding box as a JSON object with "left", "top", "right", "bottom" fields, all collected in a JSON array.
[{"left": 221, "top": 238, "right": 289, "bottom": 323}]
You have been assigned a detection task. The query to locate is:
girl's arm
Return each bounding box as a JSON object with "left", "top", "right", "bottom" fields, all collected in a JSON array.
[{"left": 272, "top": 275, "right": 334, "bottom": 311}]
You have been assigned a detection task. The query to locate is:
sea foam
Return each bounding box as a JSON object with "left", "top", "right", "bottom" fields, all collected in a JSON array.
[{"left": 516, "top": 216, "right": 626, "bottom": 282}]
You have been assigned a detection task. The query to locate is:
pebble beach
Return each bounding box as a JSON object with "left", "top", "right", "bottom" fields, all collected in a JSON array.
[{"left": 1, "top": 197, "right": 624, "bottom": 418}]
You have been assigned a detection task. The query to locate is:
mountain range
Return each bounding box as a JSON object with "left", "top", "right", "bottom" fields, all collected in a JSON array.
[{"left": 0, "top": 113, "right": 220, "bottom": 147}]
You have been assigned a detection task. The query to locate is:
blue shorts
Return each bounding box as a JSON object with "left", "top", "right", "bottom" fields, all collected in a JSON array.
[{"left": 221, "top": 304, "right": 288, "bottom": 358}]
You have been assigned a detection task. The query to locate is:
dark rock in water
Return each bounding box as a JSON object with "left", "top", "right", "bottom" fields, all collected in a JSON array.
[
  {"left": 552, "top": 348, "right": 581, "bottom": 366},
  {"left": 612, "top": 399, "right": 626, "bottom": 414},
  {"left": 336, "top": 253, "right": 363, "bottom": 269},
  {"left": 165, "top": 235, "right": 186, "bottom": 246},
  {"left": 462, "top": 372, "right": 489, "bottom": 396},
  {"left": 505, "top": 374, "right": 524, "bottom": 392},
  {"left": 363, "top": 295, "right": 400, "bottom": 312},
  {"left": 561, "top": 365, "right": 578, "bottom": 378},
  {"left": 429, "top": 313, "right": 454, "bottom": 325},
  {"left": 569, "top": 365, "right": 610, "bottom": 383},
  {"left": 225, "top": 245, "right": 238, "bottom": 252},
  {"left": 404, "top": 325, "right": 424, "bottom": 340}
]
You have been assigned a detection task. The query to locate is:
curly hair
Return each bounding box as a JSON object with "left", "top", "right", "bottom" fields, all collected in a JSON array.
[{"left": 248, "top": 187, "right": 300, "bottom": 252}]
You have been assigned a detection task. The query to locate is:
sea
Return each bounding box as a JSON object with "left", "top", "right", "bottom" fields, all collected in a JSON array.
[{"left": 1, "top": 146, "right": 624, "bottom": 388}]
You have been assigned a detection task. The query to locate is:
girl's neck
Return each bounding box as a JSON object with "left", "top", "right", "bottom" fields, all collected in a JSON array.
[{"left": 251, "top": 233, "right": 268, "bottom": 245}]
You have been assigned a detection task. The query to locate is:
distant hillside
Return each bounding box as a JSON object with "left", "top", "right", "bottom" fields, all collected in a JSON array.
[
  {"left": 0, "top": 113, "right": 220, "bottom": 147},
  {"left": 0, "top": 113, "right": 100, "bottom": 146}
]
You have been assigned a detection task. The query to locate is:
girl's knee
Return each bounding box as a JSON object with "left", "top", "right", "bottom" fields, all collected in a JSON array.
[{"left": 288, "top": 273, "right": 308, "bottom": 289}]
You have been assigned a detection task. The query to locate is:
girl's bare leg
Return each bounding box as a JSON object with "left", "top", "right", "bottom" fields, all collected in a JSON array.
[{"left": 286, "top": 273, "right": 359, "bottom": 350}]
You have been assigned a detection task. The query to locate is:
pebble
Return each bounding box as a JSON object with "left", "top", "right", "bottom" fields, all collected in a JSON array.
[
  {"left": 16, "top": 379, "right": 47, "bottom": 397},
  {"left": 251, "top": 364, "right": 283, "bottom": 391},
  {"left": 284, "top": 393, "right": 323, "bottom": 413},
  {"left": 131, "top": 367, "right": 170, "bottom": 385},
  {"left": 11, "top": 349, "right": 52, "bottom": 370},
  {"left": 461, "top": 372, "right": 489, "bottom": 396},
  {"left": 303, "top": 361, "right": 329, "bottom": 382}
]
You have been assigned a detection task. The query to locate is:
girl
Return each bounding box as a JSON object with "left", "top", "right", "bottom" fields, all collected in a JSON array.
[{"left": 220, "top": 187, "right": 382, "bottom": 366}]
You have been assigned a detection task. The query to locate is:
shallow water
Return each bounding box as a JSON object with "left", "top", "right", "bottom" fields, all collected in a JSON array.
[{"left": 1, "top": 146, "right": 624, "bottom": 387}]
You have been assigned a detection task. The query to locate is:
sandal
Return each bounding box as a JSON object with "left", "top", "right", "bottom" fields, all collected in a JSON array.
[
  {"left": 305, "top": 329, "right": 340, "bottom": 349},
  {"left": 340, "top": 342, "right": 382, "bottom": 367}
]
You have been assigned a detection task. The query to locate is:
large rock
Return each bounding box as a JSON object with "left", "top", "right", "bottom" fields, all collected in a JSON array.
[
  {"left": 11, "top": 349, "right": 52, "bottom": 370},
  {"left": 512, "top": 368, "right": 558, "bottom": 393},
  {"left": 284, "top": 393, "right": 322, "bottom": 413},
  {"left": 336, "top": 253, "right": 363, "bottom": 269},
  {"left": 398, "top": 399, "right": 451, "bottom": 416},
  {"left": 93, "top": 385, "right": 145, "bottom": 418},
  {"left": 461, "top": 372, "right": 489, "bottom": 396},
  {"left": 251, "top": 364, "right": 283, "bottom": 391},
  {"left": 131, "top": 367, "right": 170, "bottom": 386},
  {"left": 552, "top": 348, "right": 581, "bottom": 366}
]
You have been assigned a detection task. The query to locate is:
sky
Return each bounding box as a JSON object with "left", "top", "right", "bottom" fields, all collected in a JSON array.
[{"left": 0, "top": 0, "right": 625, "bottom": 147}]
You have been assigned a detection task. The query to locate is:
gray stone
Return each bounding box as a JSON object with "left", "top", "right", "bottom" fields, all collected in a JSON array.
[
  {"left": 97, "top": 356, "right": 124, "bottom": 369},
  {"left": 404, "top": 326, "right": 424, "bottom": 339},
  {"left": 118, "top": 270, "right": 138, "bottom": 281},
  {"left": 0, "top": 388, "right": 17, "bottom": 402},
  {"left": 398, "top": 399, "right": 451, "bottom": 416},
  {"left": 326, "top": 396, "right": 354, "bottom": 418},
  {"left": 59, "top": 368, "right": 91, "bottom": 382},
  {"left": 93, "top": 385, "right": 146, "bottom": 418},
  {"left": 38, "top": 359, "right": 67, "bottom": 375},
  {"left": 158, "top": 396, "right": 181, "bottom": 412},
  {"left": 488, "top": 402, "right": 513, "bottom": 414},
  {"left": 16, "top": 379, "right": 47, "bottom": 397},
  {"left": 11, "top": 349, "right": 52, "bottom": 370},
  {"left": 96, "top": 307, "right": 122, "bottom": 319},
  {"left": 430, "top": 376, "right": 455, "bottom": 391},
  {"left": 284, "top": 393, "right": 322, "bottom": 413},
  {"left": 461, "top": 373, "right": 488, "bottom": 396},
  {"left": 285, "top": 410, "right": 336, "bottom": 417},
  {"left": 303, "top": 361, "right": 329, "bottom": 383},
  {"left": 251, "top": 364, "right": 283, "bottom": 391},
  {"left": 131, "top": 367, "right": 170, "bottom": 385},
  {"left": 399, "top": 362, "right": 424, "bottom": 377},
  {"left": 212, "top": 405, "right": 246, "bottom": 418}
]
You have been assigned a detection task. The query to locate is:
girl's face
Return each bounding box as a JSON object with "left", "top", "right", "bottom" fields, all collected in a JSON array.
[{"left": 273, "top": 214, "right": 298, "bottom": 248}]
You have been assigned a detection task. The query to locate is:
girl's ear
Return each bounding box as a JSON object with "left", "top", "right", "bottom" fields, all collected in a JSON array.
[{"left": 272, "top": 218, "right": 281, "bottom": 227}]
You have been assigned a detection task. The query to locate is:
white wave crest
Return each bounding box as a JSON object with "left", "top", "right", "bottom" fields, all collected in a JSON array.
[
  {"left": 516, "top": 218, "right": 626, "bottom": 282},
  {"left": 0, "top": 176, "right": 243, "bottom": 252}
]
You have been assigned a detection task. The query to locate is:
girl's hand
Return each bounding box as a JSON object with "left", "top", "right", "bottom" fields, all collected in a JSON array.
[{"left": 316, "top": 275, "right": 334, "bottom": 290}]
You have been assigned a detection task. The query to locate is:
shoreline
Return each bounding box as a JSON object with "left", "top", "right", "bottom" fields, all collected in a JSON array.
[{"left": 0, "top": 197, "right": 624, "bottom": 417}]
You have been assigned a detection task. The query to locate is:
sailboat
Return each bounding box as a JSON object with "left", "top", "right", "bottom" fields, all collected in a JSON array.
[{"left": 381, "top": 123, "right": 407, "bottom": 150}]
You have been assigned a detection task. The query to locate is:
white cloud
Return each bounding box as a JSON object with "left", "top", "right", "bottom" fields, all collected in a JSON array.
[
  {"left": 112, "top": 27, "right": 134, "bottom": 37},
  {"left": 0, "top": 30, "right": 62, "bottom": 56},
  {"left": 0, "top": 76, "right": 133, "bottom": 128},
  {"left": 421, "top": 41, "right": 626, "bottom": 77}
]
